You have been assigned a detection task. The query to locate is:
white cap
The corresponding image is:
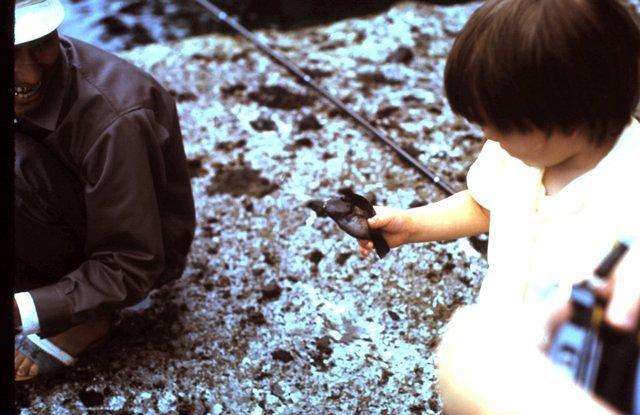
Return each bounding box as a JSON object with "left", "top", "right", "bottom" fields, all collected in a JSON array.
[{"left": 15, "top": 0, "right": 65, "bottom": 45}]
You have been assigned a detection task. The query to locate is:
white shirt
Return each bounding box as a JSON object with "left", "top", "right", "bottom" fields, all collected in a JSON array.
[
  {"left": 14, "top": 292, "right": 40, "bottom": 334},
  {"left": 467, "top": 118, "right": 640, "bottom": 306}
]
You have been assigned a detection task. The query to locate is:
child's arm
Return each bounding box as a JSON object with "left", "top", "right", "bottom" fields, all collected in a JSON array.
[{"left": 359, "top": 190, "right": 489, "bottom": 256}]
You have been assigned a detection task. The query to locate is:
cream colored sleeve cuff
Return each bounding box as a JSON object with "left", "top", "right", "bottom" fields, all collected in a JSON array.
[{"left": 14, "top": 292, "right": 41, "bottom": 334}]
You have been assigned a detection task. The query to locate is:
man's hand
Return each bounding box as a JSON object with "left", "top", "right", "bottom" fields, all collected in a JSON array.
[
  {"left": 542, "top": 241, "right": 640, "bottom": 348},
  {"left": 600, "top": 242, "right": 640, "bottom": 331}
]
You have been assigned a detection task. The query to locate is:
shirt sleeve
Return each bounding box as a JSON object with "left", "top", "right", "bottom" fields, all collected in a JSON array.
[
  {"left": 28, "top": 108, "right": 170, "bottom": 337},
  {"left": 14, "top": 292, "right": 40, "bottom": 334},
  {"left": 466, "top": 140, "right": 509, "bottom": 211}
]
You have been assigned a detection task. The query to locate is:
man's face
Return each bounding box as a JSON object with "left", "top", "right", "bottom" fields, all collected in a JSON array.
[{"left": 14, "top": 31, "right": 61, "bottom": 117}]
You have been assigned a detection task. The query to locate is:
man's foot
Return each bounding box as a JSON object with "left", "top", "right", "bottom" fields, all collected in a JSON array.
[{"left": 14, "top": 316, "right": 113, "bottom": 380}]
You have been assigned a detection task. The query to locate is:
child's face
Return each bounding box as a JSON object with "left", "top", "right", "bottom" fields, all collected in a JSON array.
[{"left": 482, "top": 126, "right": 593, "bottom": 169}]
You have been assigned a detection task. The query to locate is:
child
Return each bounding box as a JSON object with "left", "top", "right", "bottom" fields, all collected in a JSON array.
[
  {"left": 358, "top": 0, "right": 640, "bottom": 412},
  {"left": 359, "top": 0, "right": 640, "bottom": 310}
]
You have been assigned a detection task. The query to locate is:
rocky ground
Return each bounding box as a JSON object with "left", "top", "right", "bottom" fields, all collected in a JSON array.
[{"left": 16, "top": 1, "right": 640, "bottom": 414}]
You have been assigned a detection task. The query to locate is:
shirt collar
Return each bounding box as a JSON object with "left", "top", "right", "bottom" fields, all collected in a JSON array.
[
  {"left": 539, "top": 117, "right": 640, "bottom": 212},
  {"left": 19, "top": 43, "right": 69, "bottom": 132}
]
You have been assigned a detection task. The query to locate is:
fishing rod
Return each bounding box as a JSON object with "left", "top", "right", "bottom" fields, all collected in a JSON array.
[{"left": 193, "top": 0, "right": 457, "bottom": 196}]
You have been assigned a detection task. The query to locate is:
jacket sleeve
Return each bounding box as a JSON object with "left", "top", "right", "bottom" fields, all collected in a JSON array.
[{"left": 29, "top": 108, "right": 173, "bottom": 337}]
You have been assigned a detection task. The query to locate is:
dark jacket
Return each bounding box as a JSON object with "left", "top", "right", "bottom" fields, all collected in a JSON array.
[{"left": 16, "top": 36, "right": 196, "bottom": 337}]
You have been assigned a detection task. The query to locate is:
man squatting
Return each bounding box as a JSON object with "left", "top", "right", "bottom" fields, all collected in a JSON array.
[{"left": 13, "top": 0, "right": 195, "bottom": 381}]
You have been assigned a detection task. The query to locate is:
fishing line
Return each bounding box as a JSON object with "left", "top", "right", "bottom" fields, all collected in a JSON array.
[{"left": 193, "top": 0, "right": 457, "bottom": 196}]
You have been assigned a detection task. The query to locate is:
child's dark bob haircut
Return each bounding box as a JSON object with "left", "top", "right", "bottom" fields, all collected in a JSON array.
[{"left": 445, "top": 0, "right": 640, "bottom": 145}]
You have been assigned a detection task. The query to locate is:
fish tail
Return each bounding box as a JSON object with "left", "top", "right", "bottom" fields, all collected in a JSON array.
[{"left": 371, "top": 229, "right": 390, "bottom": 259}]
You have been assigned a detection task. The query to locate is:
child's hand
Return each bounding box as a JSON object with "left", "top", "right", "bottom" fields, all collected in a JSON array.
[{"left": 358, "top": 206, "right": 412, "bottom": 257}]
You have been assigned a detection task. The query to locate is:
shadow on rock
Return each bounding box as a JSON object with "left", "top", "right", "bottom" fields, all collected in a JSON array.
[{"left": 206, "top": 166, "right": 280, "bottom": 198}]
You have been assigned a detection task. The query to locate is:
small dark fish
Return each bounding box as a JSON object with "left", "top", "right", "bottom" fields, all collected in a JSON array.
[{"left": 309, "top": 189, "right": 390, "bottom": 259}]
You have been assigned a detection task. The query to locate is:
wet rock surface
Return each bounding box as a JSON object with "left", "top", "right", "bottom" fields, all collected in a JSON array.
[
  {"left": 18, "top": 1, "right": 640, "bottom": 414},
  {"left": 59, "top": 0, "right": 401, "bottom": 52}
]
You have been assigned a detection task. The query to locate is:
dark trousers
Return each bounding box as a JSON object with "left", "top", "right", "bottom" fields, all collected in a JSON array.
[{"left": 14, "top": 133, "right": 85, "bottom": 292}]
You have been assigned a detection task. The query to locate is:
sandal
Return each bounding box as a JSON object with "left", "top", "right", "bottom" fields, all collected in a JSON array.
[
  {"left": 15, "top": 333, "right": 77, "bottom": 383},
  {"left": 15, "top": 315, "right": 116, "bottom": 383}
]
